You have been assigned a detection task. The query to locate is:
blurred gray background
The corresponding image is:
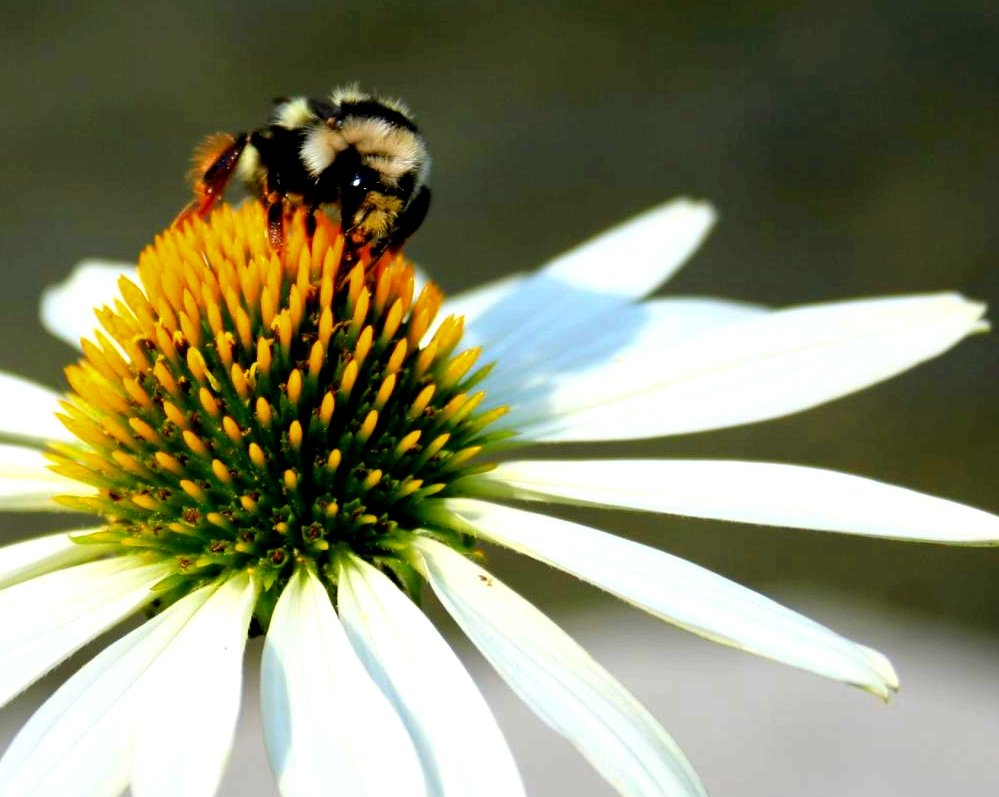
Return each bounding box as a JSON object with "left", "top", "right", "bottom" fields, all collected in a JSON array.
[{"left": 0, "top": 1, "right": 996, "bottom": 795}]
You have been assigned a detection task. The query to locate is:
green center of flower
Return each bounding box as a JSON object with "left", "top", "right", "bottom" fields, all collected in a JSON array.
[{"left": 49, "top": 204, "right": 508, "bottom": 625}]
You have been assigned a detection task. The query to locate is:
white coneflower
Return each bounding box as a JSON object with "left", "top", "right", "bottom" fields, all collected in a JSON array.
[{"left": 0, "top": 198, "right": 995, "bottom": 797}]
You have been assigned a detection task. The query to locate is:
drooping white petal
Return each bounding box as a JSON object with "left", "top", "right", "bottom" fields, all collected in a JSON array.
[
  {"left": 0, "top": 557, "right": 170, "bottom": 710},
  {"left": 0, "top": 529, "right": 110, "bottom": 589},
  {"left": 464, "top": 199, "right": 716, "bottom": 358},
  {"left": 436, "top": 272, "right": 527, "bottom": 346},
  {"left": 507, "top": 293, "right": 986, "bottom": 441},
  {"left": 337, "top": 555, "right": 525, "bottom": 797},
  {"left": 484, "top": 297, "right": 767, "bottom": 400},
  {"left": 0, "top": 442, "right": 91, "bottom": 509},
  {"left": 131, "top": 572, "right": 257, "bottom": 797},
  {"left": 0, "top": 582, "right": 213, "bottom": 797},
  {"left": 0, "top": 373, "right": 75, "bottom": 445},
  {"left": 445, "top": 498, "right": 899, "bottom": 698},
  {"left": 414, "top": 537, "right": 706, "bottom": 797},
  {"left": 479, "top": 459, "right": 999, "bottom": 543},
  {"left": 262, "top": 567, "right": 426, "bottom": 797},
  {"left": 40, "top": 259, "right": 137, "bottom": 349},
  {"left": 413, "top": 266, "right": 524, "bottom": 346},
  {"left": 441, "top": 272, "right": 527, "bottom": 325}
]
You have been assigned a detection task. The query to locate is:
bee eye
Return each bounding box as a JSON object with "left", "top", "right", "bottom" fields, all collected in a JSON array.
[{"left": 348, "top": 168, "right": 375, "bottom": 192}]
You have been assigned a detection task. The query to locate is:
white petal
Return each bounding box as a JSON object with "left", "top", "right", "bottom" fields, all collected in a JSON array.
[
  {"left": 40, "top": 259, "right": 137, "bottom": 349},
  {"left": 0, "top": 582, "right": 213, "bottom": 797},
  {"left": 131, "top": 572, "right": 257, "bottom": 797},
  {"left": 0, "top": 557, "right": 170, "bottom": 710},
  {"left": 0, "top": 529, "right": 110, "bottom": 589},
  {"left": 484, "top": 297, "right": 767, "bottom": 401},
  {"left": 337, "top": 555, "right": 525, "bottom": 797},
  {"left": 464, "top": 199, "right": 716, "bottom": 357},
  {"left": 480, "top": 459, "right": 999, "bottom": 543},
  {"left": 414, "top": 537, "right": 706, "bottom": 797},
  {"left": 445, "top": 498, "right": 899, "bottom": 698},
  {"left": 262, "top": 567, "right": 426, "bottom": 797},
  {"left": 0, "top": 372, "right": 75, "bottom": 444},
  {"left": 434, "top": 272, "right": 527, "bottom": 346},
  {"left": 509, "top": 293, "right": 986, "bottom": 441},
  {"left": 0, "top": 442, "right": 90, "bottom": 510},
  {"left": 441, "top": 272, "right": 527, "bottom": 324}
]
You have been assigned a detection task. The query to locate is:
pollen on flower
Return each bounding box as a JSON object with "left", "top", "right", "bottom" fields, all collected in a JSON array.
[{"left": 47, "top": 203, "right": 509, "bottom": 626}]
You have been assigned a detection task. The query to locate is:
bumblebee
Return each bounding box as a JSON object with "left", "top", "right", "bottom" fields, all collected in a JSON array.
[{"left": 176, "top": 86, "right": 431, "bottom": 264}]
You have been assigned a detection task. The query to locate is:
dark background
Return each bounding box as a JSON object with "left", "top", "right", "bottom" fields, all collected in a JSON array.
[{"left": 0, "top": 2, "right": 996, "bottom": 792}]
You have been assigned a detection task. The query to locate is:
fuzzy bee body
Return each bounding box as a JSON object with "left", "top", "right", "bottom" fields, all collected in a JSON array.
[{"left": 178, "top": 87, "right": 431, "bottom": 263}]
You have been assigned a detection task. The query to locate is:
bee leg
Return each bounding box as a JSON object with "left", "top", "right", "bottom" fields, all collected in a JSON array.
[
  {"left": 304, "top": 206, "right": 318, "bottom": 240},
  {"left": 339, "top": 224, "right": 369, "bottom": 269},
  {"left": 359, "top": 186, "right": 431, "bottom": 272},
  {"left": 366, "top": 238, "right": 392, "bottom": 273},
  {"left": 174, "top": 133, "right": 248, "bottom": 228},
  {"left": 388, "top": 185, "right": 431, "bottom": 251},
  {"left": 266, "top": 195, "right": 286, "bottom": 252},
  {"left": 173, "top": 201, "right": 202, "bottom": 230}
]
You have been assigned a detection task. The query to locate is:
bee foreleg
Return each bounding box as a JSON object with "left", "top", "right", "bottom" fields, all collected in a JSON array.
[{"left": 176, "top": 133, "right": 249, "bottom": 229}]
